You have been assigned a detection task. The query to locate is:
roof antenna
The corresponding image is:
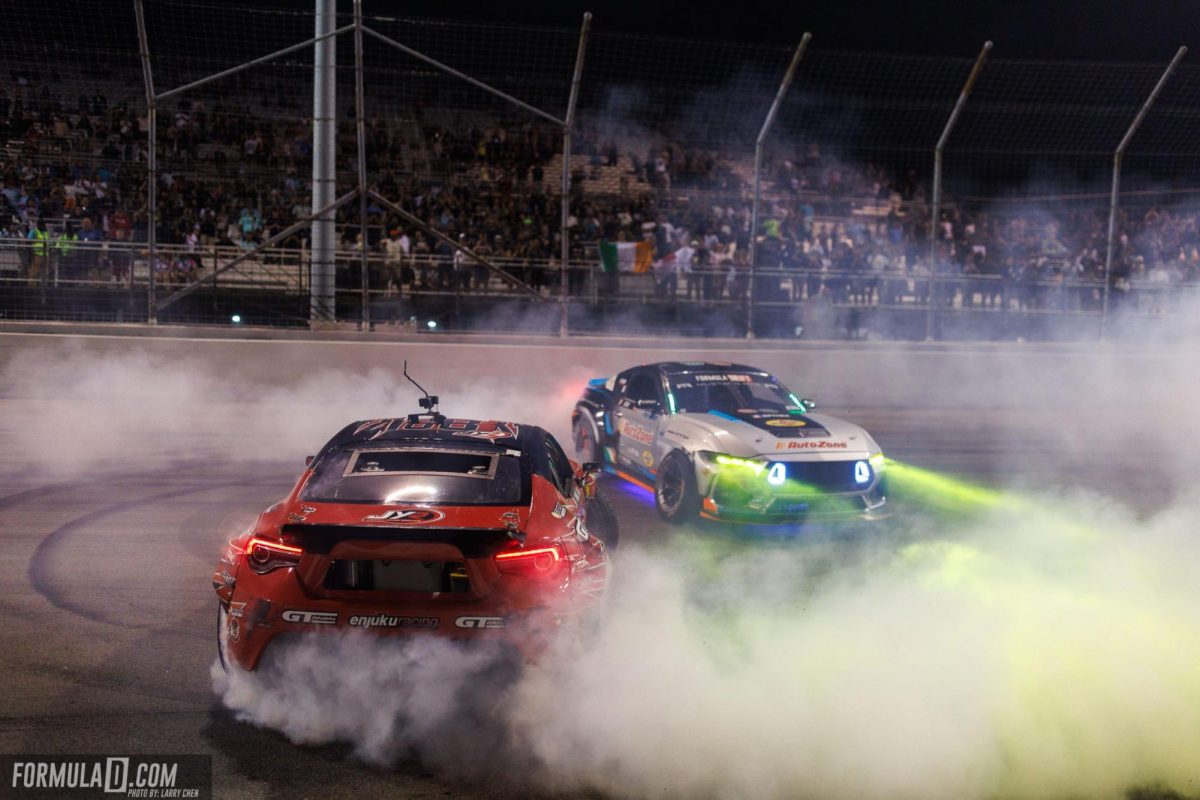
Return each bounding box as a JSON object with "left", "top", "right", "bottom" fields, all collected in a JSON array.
[{"left": 403, "top": 361, "right": 443, "bottom": 422}]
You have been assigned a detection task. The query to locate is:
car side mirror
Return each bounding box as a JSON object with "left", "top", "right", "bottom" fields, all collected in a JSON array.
[
  {"left": 800, "top": 398, "right": 817, "bottom": 411},
  {"left": 305, "top": 455, "right": 314, "bottom": 466}
]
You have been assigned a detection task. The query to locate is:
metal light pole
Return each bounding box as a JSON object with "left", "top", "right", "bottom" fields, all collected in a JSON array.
[
  {"left": 311, "top": 0, "right": 337, "bottom": 322},
  {"left": 926, "top": 41, "right": 991, "bottom": 342},
  {"left": 354, "top": 0, "right": 370, "bottom": 329},
  {"left": 560, "top": 13, "right": 591, "bottom": 338},
  {"left": 133, "top": 0, "right": 157, "bottom": 323},
  {"left": 1101, "top": 46, "right": 1186, "bottom": 338},
  {"left": 747, "top": 32, "right": 809, "bottom": 339}
]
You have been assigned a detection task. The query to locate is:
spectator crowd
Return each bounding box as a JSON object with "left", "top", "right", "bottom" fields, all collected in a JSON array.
[{"left": 3, "top": 65, "right": 1199, "bottom": 320}]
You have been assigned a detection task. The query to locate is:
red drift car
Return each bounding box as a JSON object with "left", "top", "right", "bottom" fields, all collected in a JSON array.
[{"left": 212, "top": 413, "right": 615, "bottom": 671}]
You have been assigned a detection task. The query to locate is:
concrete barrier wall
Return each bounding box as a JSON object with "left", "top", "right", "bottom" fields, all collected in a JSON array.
[{"left": 1, "top": 325, "right": 1193, "bottom": 413}]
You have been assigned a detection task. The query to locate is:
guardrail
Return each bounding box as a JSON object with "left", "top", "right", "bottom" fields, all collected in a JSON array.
[{"left": 1, "top": 236, "right": 1194, "bottom": 336}]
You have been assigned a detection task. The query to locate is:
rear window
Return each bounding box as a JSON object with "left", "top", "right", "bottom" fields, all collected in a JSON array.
[{"left": 302, "top": 446, "right": 525, "bottom": 505}]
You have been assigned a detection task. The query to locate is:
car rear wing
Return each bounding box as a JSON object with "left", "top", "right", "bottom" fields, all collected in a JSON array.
[{"left": 281, "top": 524, "right": 517, "bottom": 557}]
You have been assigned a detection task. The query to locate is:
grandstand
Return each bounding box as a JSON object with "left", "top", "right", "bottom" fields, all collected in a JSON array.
[{"left": 2, "top": 1, "right": 1200, "bottom": 338}]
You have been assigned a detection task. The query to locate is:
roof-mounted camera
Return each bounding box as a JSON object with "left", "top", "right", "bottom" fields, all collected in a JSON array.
[{"left": 404, "top": 361, "right": 446, "bottom": 424}]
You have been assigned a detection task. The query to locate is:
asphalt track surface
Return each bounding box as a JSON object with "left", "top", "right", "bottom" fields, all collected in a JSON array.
[{"left": 0, "top": 404, "right": 1178, "bottom": 799}]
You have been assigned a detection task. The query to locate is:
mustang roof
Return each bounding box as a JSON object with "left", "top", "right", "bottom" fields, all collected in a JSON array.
[{"left": 319, "top": 417, "right": 542, "bottom": 454}]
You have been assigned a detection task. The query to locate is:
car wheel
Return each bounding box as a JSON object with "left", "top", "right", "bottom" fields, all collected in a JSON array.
[
  {"left": 585, "top": 489, "right": 619, "bottom": 551},
  {"left": 655, "top": 451, "right": 699, "bottom": 523},
  {"left": 216, "top": 603, "right": 231, "bottom": 673},
  {"left": 573, "top": 411, "right": 602, "bottom": 463}
]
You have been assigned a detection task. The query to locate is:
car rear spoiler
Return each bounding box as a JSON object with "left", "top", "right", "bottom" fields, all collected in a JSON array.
[{"left": 281, "top": 524, "right": 515, "bottom": 557}]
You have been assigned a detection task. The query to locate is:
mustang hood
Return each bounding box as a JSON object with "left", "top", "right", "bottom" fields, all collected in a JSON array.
[
  {"left": 674, "top": 410, "right": 875, "bottom": 457},
  {"left": 705, "top": 409, "right": 832, "bottom": 439}
]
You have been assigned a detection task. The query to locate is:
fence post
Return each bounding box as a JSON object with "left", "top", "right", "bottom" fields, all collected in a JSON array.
[
  {"left": 747, "top": 32, "right": 809, "bottom": 340},
  {"left": 133, "top": 0, "right": 157, "bottom": 323},
  {"left": 354, "top": 0, "right": 369, "bottom": 330},
  {"left": 926, "top": 40, "right": 990, "bottom": 342},
  {"left": 1102, "top": 45, "right": 1186, "bottom": 338},
  {"left": 560, "top": 12, "right": 591, "bottom": 338}
]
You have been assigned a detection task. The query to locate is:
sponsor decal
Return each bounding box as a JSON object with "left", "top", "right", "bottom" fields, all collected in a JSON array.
[
  {"left": 353, "top": 418, "right": 520, "bottom": 441},
  {"left": 694, "top": 373, "right": 753, "bottom": 382},
  {"left": 226, "top": 615, "right": 240, "bottom": 642},
  {"left": 4, "top": 755, "right": 212, "bottom": 797},
  {"left": 618, "top": 419, "right": 654, "bottom": 444},
  {"left": 455, "top": 616, "right": 506, "bottom": 629},
  {"left": 353, "top": 419, "right": 394, "bottom": 440},
  {"left": 775, "top": 440, "right": 849, "bottom": 450},
  {"left": 571, "top": 513, "right": 590, "bottom": 544},
  {"left": 363, "top": 508, "right": 445, "bottom": 524},
  {"left": 766, "top": 418, "right": 807, "bottom": 427},
  {"left": 452, "top": 421, "right": 521, "bottom": 441},
  {"left": 227, "top": 601, "right": 246, "bottom": 619},
  {"left": 641, "top": 450, "right": 655, "bottom": 467},
  {"left": 281, "top": 609, "right": 338, "bottom": 625},
  {"left": 286, "top": 505, "right": 316, "bottom": 523},
  {"left": 550, "top": 503, "right": 567, "bottom": 519},
  {"left": 501, "top": 510, "right": 521, "bottom": 528},
  {"left": 348, "top": 614, "right": 438, "bottom": 629}
]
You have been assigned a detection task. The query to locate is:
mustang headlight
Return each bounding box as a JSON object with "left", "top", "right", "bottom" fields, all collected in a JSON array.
[
  {"left": 697, "top": 451, "right": 766, "bottom": 475},
  {"left": 869, "top": 452, "right": 886, "bottom": 471}
]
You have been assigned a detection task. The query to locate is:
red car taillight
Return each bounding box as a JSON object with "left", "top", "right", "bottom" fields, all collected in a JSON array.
[
  {"left": 494, "top": 545, "right": 565, "bottom": 579},
  {"left": 245, "top": 537, "right": 303, "bottom": 574}
]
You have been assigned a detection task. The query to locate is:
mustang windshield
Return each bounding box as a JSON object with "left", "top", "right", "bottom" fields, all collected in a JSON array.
[
  {"left": 302, "top": 447, "right": 524, "bottom": 505},
  {"left": 666, "top": 372, "right": 804, "bottom": 415}
]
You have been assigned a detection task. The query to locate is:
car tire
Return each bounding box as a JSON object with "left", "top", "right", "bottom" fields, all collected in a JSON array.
[
  {"left": 655, "top": 451, "right": 700, "bottom": 523},
  {"left": 572, "top": 411, "right": 602, "bottom": 463},
  {"left": 216, "top": 603, "right": 231, "bottom": 673},
  {"left": 585, "top": 489, "right": 619, "bottom": 551}
]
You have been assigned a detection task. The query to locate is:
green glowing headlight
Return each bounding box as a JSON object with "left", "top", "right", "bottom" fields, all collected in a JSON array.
[
  {"left": 869, "top": 452, "right": 886, "bottom": 470},
  {"left": 701, "top": 451, "right": 766, "bottom": 475}
]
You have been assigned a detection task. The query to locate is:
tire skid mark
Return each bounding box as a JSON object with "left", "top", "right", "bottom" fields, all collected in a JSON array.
[
  {"left": 27, "top": 481, "right": 254, "bottom": 628},
  {"left": 0, "top": 458, "right": 223, "bottom": 512},
  {"left": 175, "top": 479, "right": 293, "bottom": 565},
  {"left": 0, "top": 484, "right": 70, "bottom": 511}
]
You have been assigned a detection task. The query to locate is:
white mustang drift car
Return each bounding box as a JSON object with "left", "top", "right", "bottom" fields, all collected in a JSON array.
[{"left": 571, "top": 362, "right": 888, "bottom": 524}]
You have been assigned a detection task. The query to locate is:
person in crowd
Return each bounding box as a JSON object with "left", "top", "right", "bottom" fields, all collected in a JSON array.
[{"left": 26, "top": 217, "right": 48, "bottom": 286}]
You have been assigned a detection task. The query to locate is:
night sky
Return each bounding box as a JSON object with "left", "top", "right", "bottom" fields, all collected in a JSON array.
[{"left": 375, "top": 0, "right": 1194, "bottom": 62}]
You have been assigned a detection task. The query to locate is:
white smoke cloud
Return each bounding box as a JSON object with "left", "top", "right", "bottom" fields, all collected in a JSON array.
[
  {"left": 212, "top": 494, "right": 1200, "bottom": 800},
  {"left": 6, "top": 332, "right": 1200, "bottom": 797},
  {"left": 212, "top": 634, "right": 526, "bottom": 776},
  {"left": 514, "top": 497, "right": 1200, "bottom": 800},
  {"left": 0, "top": 339, "right": 593, "bottom": 477}
]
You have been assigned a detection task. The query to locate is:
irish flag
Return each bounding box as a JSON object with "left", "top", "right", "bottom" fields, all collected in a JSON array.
[{"left": 599, "top": 239, "right": 654, "bottom": 273}]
